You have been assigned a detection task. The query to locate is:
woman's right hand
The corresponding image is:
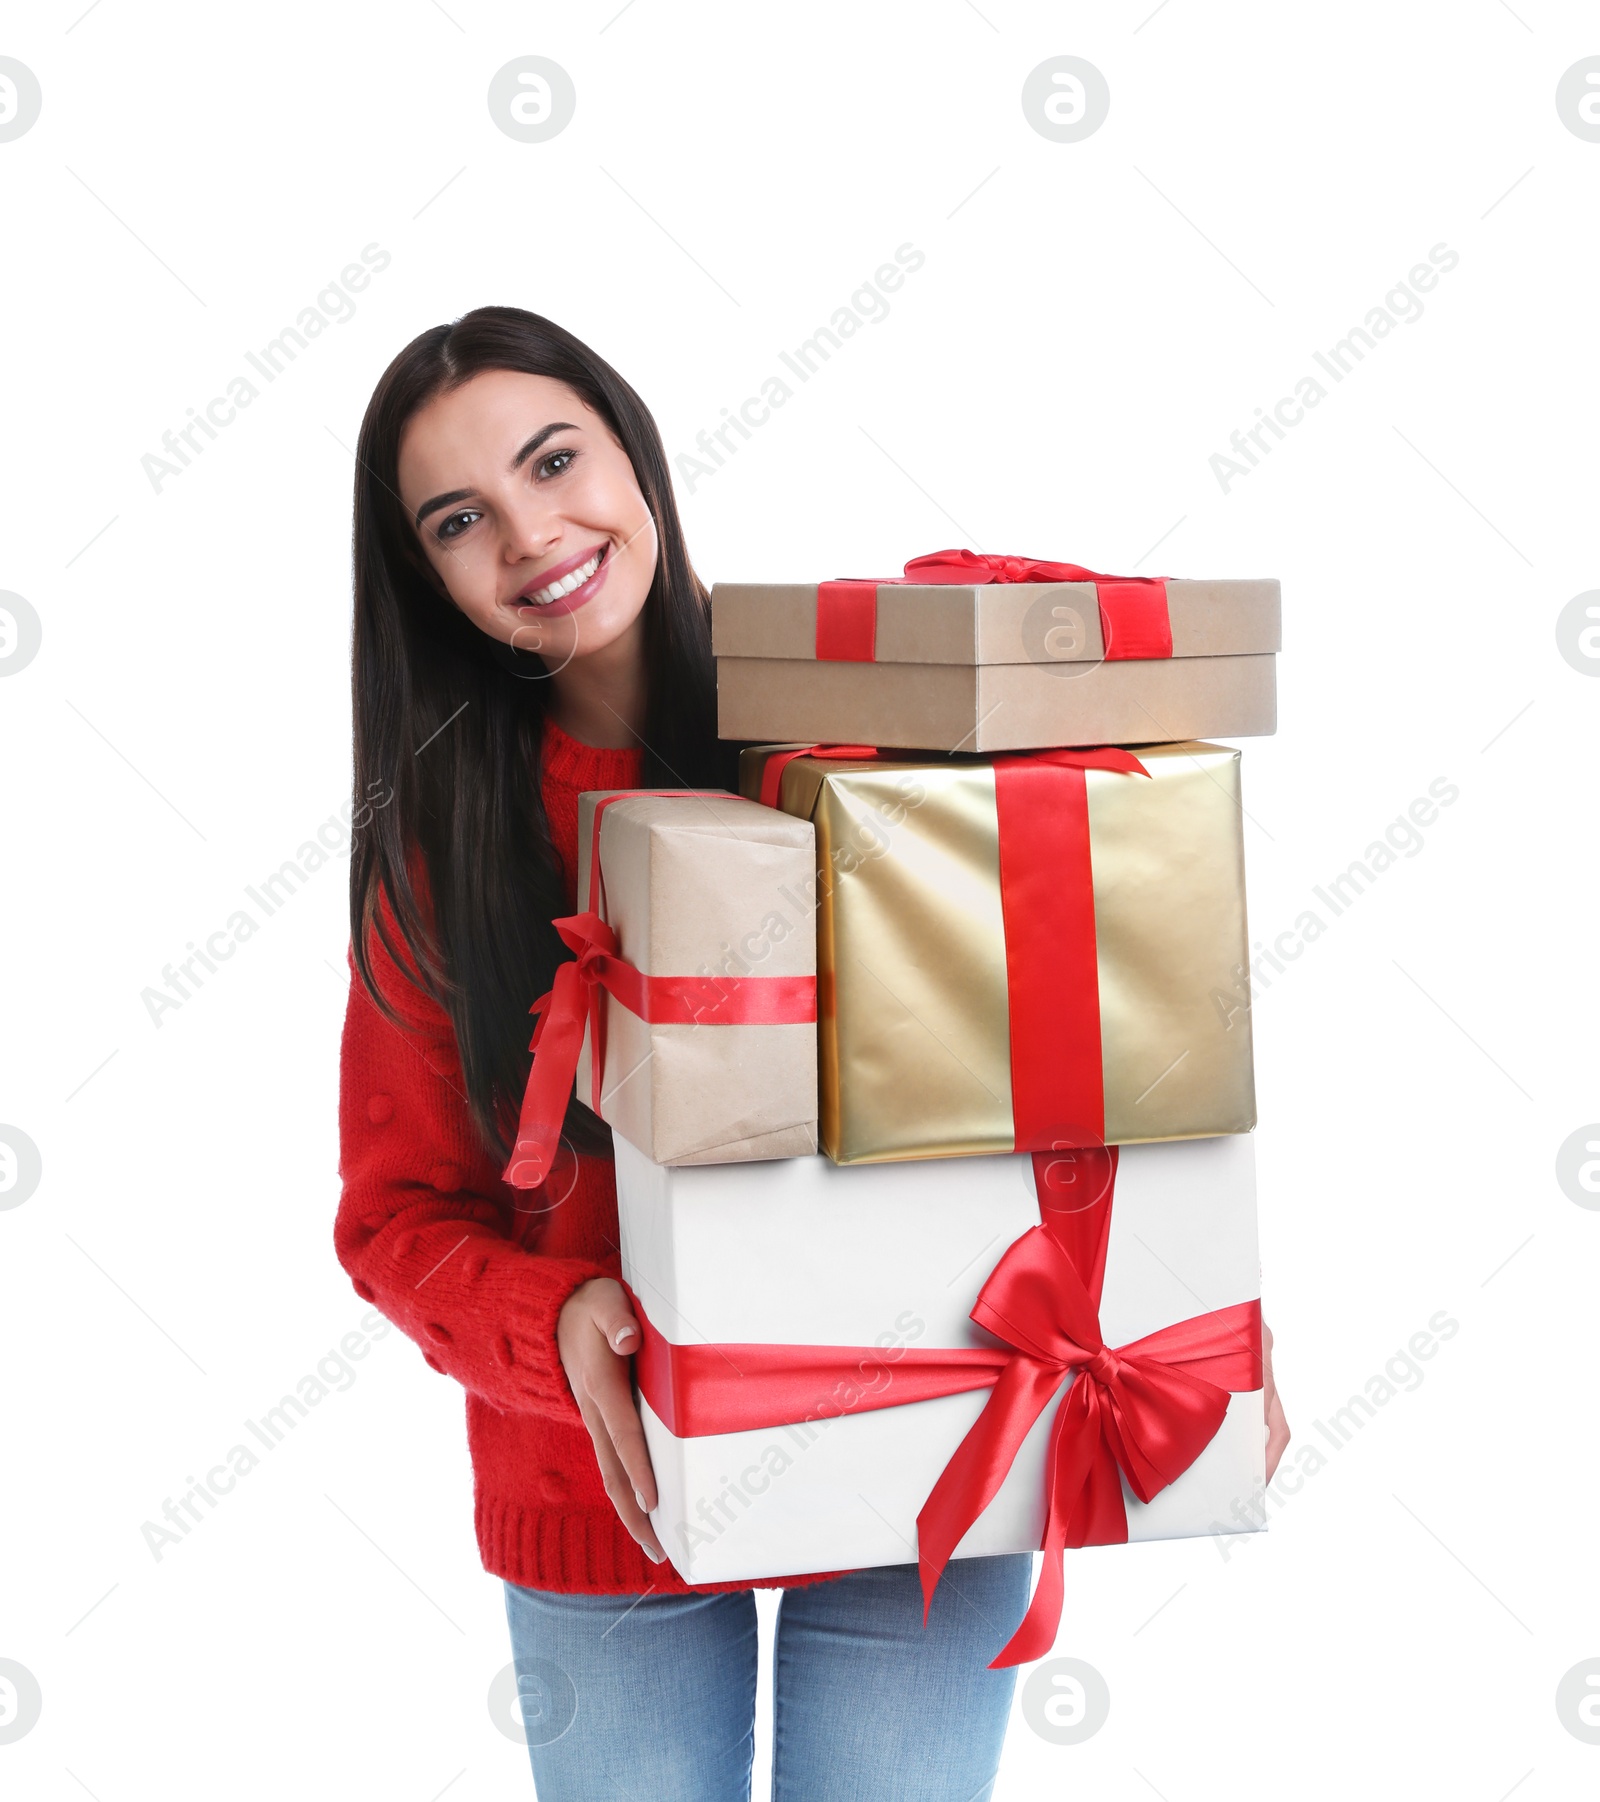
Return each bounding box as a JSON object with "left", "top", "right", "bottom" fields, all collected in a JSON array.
[{"left": 556, "top": 1277, "right": 666, "bottom": 1564}]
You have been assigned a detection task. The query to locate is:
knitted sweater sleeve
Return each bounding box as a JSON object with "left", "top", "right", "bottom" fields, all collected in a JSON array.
[{"left": 332, "top": 889, "right": 611, "bottom": 1424}]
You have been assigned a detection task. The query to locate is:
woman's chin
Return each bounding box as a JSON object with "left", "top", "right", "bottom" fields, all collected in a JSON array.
[{"left": 558, "top": 588, "right": 650, "bottom": 659}]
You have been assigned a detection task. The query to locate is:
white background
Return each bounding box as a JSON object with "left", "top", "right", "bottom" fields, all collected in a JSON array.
[{"left": 2, "top": 1, "right": 1596, "bottom": 1797}]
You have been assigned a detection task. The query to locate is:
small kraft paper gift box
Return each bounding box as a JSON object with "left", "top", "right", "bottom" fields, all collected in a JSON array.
[
  {"left": 500, "top": 790, "right": 820, "bottom": 1187},
  {"left": 740, "top": 740, "right": 1255, "bottom": 1164},
  {"left": 617, "top": 1132, "right": 1266, "bottom": 1669},
  {"left": 713, "top": 547, "right": 1280, "bottom": 753}
]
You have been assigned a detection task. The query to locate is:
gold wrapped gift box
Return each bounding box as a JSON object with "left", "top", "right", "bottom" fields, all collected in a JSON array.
[{"left": 739, "top": 741, "right": 1256, "bottom": 1165}]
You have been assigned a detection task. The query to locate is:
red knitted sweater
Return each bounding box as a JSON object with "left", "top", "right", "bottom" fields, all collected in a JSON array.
[{"left": 333, "top": 714, "right": 848, "bottom": 1597}]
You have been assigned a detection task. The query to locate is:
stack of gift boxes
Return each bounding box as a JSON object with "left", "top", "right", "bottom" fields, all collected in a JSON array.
[{"left": 505, "top": 549, "right": 1281, "bottom": 1669}]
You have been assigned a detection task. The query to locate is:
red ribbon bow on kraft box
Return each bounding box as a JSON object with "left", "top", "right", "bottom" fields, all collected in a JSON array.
[
  {"left": 712, "top": 547, "right": 1279, "bottom": 752},
  {"left": 815, "top": 547, "right": 1174, "bottom": 663},
  {"left": 502, "top": 791, "right": 817, "bottom": 1188}
]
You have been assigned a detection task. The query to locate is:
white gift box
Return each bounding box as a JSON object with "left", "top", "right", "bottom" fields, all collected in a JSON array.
[{"left": 615, "top": 1132, "right": 1267, "bottom": 1588}]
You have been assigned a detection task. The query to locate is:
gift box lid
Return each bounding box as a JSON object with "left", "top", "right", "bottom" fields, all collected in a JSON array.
[{"left": 712, "top": 577, "right": 1280, "bottom": 667}]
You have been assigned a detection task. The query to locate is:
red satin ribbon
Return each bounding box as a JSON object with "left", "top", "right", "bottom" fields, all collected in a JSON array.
[
  {"left": 757, "top": 745, "right": 880, "bottom": 810},
  {"left": 814, "top": 582, "right": 879, "bottom": 661},
  {"left": 625, "top": 1148, "right": 1262, "bottom": 1669},
  {"left": 815, "top": 547, "right": 1173, "bottom": 663},
  {"left": 501, "top": 792, "right": 817, "bottom": 1189},
  {"left": 755, "top": 745, "right": 1149, "bottom": 1146}
]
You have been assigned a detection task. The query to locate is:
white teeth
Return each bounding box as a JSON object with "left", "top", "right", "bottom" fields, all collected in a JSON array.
[{"left": 525, "top": 548, "right": 602, "bottom": 606}]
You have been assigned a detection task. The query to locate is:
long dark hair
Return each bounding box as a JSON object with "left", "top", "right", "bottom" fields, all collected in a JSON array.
[{"left": 348, "top": 306, "right": 736, "bottom": 1164}]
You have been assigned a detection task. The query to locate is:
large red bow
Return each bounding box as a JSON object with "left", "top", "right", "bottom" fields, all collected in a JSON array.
[
  {"left": 916, "top": 1203, "right": 1260, "bottom": 1667},
  {"left": 625, "top": 1148, "right": 1261, "bottom": 1669},
  {"left": 816, "top": 547, "right": 1174, "bottom": 662}
]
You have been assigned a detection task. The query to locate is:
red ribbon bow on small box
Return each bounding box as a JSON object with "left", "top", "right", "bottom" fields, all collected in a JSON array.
[{"left": 502, "top": 791, "right": 817, "bottom": 1189}]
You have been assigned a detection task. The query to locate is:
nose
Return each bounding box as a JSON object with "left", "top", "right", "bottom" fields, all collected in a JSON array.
[{"left": 500, "top": 485, "right": 563, "bottom": 565}]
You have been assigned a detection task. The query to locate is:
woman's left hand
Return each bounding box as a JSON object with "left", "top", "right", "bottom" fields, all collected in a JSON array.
[{"left": 1262, "top": 1318, "right": 1290, "bottom": 1483}]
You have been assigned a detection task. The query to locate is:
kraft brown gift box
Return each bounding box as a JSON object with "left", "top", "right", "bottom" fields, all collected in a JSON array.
[
  {"left": 713, "top": 574, "right": 1279, "bottom": 752},
  {"left": 739, "top": 742, "right": 1256, "bottom": 1166},
  {"left": 571, "top": 790, "right": 820, "bottom": 1165}
]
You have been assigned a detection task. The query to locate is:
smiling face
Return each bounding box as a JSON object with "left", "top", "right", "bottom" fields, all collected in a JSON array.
[{"left": 396, "top": 369, "right": 658, "bottom": 671}]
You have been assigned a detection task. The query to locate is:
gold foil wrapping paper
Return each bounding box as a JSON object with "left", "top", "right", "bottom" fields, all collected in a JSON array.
[{"left": 738, "top": 743, "right": 1255, "bottom": 1164}]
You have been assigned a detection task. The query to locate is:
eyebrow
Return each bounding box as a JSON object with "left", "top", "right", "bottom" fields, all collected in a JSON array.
[{"left": 411, "top": 421, "right": 582, "bottom": 529}]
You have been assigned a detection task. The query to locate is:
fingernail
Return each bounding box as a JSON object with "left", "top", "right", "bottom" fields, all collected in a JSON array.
[
  {"left": 634, "top": 1489, "right": 649, "bottom": 1512},
  {"left": 643, "top": 1543, "right": 664, "bottom": 1562},
  {"left": 612, "top": 1328, "right": 637, "bottom": 1350}
]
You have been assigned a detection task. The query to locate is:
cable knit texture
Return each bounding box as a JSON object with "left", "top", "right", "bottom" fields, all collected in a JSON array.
[{"left": 334, "top": 713, "right": 850, "bottom": 1596}]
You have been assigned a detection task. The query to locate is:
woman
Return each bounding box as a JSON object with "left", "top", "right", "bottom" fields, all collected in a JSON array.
[{"left": 332, "top": 306, "right": 1289, "bottom": 1800}]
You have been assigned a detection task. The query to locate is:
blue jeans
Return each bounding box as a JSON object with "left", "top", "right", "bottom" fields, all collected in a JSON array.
[{"left": 502, "top": 1553, "right": 1034, "bottom": 1801}]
